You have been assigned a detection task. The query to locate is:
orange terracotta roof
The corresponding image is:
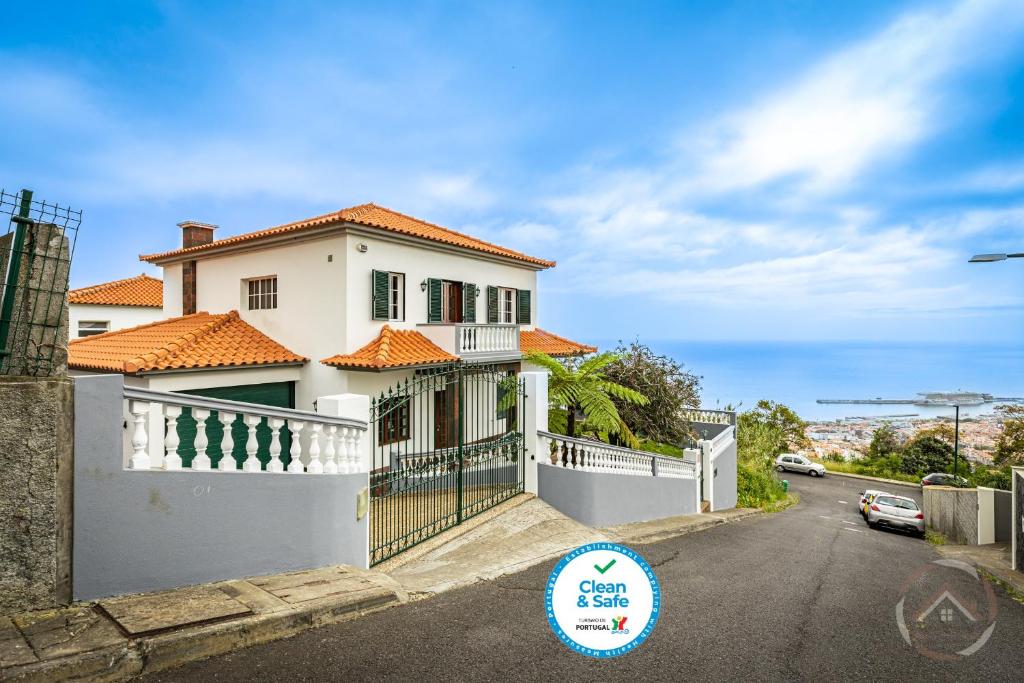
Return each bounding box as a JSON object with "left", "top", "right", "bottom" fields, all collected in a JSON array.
[
  {"left": 68, "top": 311, "right": 307, "bottom": 374},
  {"left": 322, "top": 325, "right": 458, "bottom": 370},
  {"left": 68, "top": 274, "right": 163, "bottom": 307},
  {"left": 520, "top": 328, "right": 597, "bottom": 357},
  {"left": 140, "top": 203, "right": 555, "bottom": 268}
]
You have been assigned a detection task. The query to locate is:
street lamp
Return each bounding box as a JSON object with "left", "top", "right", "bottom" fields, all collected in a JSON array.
[{"left": 969, "top": 252, "right": 1024, "bottom": 263}]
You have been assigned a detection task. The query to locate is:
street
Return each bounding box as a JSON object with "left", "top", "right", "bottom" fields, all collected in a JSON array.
[{"left": 145, "top": 475, "right": 1024, "bottom": 682}]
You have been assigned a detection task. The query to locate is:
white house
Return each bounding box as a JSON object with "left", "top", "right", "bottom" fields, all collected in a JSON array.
[
  {"left": 68, "top": 205, "right": 595, "bottom": 412},
  {"left": 68, "top": 274, "right": 164, "bottom": 338}
]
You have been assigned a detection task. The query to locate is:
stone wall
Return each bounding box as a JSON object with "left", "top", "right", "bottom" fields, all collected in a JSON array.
[
  {"left": 0, "top": 376, "right": 73, "bottom": 612},
  {"left": 923, "top": 487, "right": 979, "bottom": 545}
]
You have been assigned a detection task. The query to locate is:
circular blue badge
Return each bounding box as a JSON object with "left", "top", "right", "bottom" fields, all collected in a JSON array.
[{"left": 545, "top": 542, "right": 661, "bottom": 658}]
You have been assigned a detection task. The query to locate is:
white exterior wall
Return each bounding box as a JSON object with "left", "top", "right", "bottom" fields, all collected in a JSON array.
[
  {"left": 153, "top": 227, "right": 544, "bottom": 409},
  {"left": 341, "top": 231, "right": 539, "bottom": 350},
  {"left": 186, "top": 235, "right": 347, "bottom": 410},
  {"left": 69, "top": 304, "right": 164, "bottom": 338},
  {"left": 162, "top": 263, "right": 183, "bottom": 317}
]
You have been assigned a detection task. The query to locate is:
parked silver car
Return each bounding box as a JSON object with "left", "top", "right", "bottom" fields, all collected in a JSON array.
[
  {"left": 774, "top": 453, "right": 826, "bottom": 477},
  {"left": 865, "top": 494, "right": 925, "bottom": 536}
]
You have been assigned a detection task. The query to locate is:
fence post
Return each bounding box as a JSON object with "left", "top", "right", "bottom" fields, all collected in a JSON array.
[
  {"left": 521, "top": 371, "right": 548, "bottom": 495},
  {"left": 1013, "top": 467, "right": 1024, "bottom": 571}
]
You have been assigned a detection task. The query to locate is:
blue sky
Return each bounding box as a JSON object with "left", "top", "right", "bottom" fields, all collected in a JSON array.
[{"left": 4, "top": 0, "right": 1024, "bottom": 343}]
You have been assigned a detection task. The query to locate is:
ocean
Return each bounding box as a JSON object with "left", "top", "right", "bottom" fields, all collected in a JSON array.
[{"left": 597, "top": 340, "right": 1024, "bottom": 423}]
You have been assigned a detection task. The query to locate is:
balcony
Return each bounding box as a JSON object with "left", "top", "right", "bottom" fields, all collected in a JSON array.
[{"left": 418, "top": 323, "right": 521, "bottom": 362}]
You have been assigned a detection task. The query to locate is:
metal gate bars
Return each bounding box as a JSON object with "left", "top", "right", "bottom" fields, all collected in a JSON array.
[{"left": 369, "top": 363, "right": 526, "bottom": 566}]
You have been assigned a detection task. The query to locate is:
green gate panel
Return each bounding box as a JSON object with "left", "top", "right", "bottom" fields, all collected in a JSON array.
[{"left": 174, "top": 382, "right": 295, "bottom": 469}]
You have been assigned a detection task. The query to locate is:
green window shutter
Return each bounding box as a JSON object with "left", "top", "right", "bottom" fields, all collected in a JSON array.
[
  {"left": 427, "top": 278, "right": 442, "bottom": 323},
  {"left": 517, "top": 289, "right": 531, "bottom": 324},
  {"left": 487, "top": 286, "right": 498, "bottom": 323},
  {"left": 371, "top": 270, "right": 390, "bottom": 320},
  {"left": 462, "top": 283, "right": 477, "bottom": 323}
]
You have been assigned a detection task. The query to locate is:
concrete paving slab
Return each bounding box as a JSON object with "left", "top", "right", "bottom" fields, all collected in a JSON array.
[
  {"left": 603, "top": 507, "right": 761, "bottom": 544},
  {"left": 0, "top": 616, "right": 36, "bottom": 668},
  {"left": 217, "top": 580, "right": 290, "bottom": 614},
  {"left": 248, "top": 566, "right": 381, "bottom": 604},
  {"left": 387, "top": 497, "right": 610, "bottom": 595},
  {"left": 13, "top": 606, "right": 126, "bottom": 661},
  {"left": 936, "top": 542, "right": 1024, "bottom": 594},
  {"left": 98, "top": 585, "right": 252, "bottom": 636}
]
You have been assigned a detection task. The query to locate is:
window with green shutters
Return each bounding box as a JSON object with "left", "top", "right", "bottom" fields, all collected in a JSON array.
[
  {"left": 516, "top": 289, "right": 531, "bottom": 324},
  {"left": 372, "top": 270, "right": 405, "bottom": 321}
]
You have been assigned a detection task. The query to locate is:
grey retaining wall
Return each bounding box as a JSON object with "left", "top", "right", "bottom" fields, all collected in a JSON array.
[
  {"left": 538, "top": 464, "right": 697, "bottom": 527},
  {"left": 73, "top": 374, "right": 369, "bottom": 601}
]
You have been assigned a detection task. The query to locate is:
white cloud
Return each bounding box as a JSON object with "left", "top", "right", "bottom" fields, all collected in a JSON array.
[{"left": 685, "top": 0, "right": 1024, "bottom": 194}]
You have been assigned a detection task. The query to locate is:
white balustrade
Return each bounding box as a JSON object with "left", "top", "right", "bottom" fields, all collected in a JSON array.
[
  {"left": 243, "top": 415, "right": 261, "bottom": 472},
  {"left": 192, "top": 409, "right": 212, "bottom": 470},
  {"left": 680, "top": 408, "right": 737, "bottom": 426},
  {"left": 163, "top": 405, "right": 182, "bottom": 471},
  {"left": 121, "top": 387, "right": 368, "bottom": 476},
  {"left": 455, "top": 324, "right": 519, "bottom": 358},
  {"left": 218, "top": 412, "right": 236, "bottom": 471},
  {"left": 538, "top": 431, "right": 697, "bottom": 480},
  {"left": 287, "top": 421, "right": 305, "bottom": 473},
  {"left": 268, "top": 418, "right": 285, "bottom": 472}
]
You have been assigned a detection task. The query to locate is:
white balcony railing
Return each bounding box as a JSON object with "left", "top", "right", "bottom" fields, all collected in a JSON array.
[
  {"left": 123, "top": 387, "right": 368, "bottom": 474},
  {"left": 418, "top": 323, "right": 520, "bottom": 361},
  {"left": 538, "top": 431, "right": 697, "bottom": 479}
]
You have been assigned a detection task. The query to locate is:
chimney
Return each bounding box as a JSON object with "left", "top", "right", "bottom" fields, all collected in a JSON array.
[
  {"left": 178, "top": 220, "right": 218, "bottom": 249},
  {"left": 178, "top": 221, "right": 217, "bottom": 315}
]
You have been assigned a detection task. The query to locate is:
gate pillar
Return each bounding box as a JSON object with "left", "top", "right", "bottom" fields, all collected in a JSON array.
[{"left": 521, "top": 372, "right": 548, "bottom": 495}]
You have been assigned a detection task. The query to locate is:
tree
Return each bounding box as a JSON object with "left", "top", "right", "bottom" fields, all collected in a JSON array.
[
  {"left": 900, "top": 435, "right": 953, "bottom": 476},
  {"left": 524, "top": 351, "right": 649, "bottom": 446},
  {"left": 867, "top": 424, "right": 902, "bottom": 460},
  {"left": 738, "top": 400, "right": 809, "bottom": 452},
  {"left": 994, "top": 405, "right": 1024, "bottom": 467},
  {"left": 602, "top": 340, "right": 701, "bottom": 445}
]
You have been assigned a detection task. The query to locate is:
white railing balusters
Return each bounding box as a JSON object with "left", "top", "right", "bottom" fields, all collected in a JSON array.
[
  {"left": 192, "top": 409, "right": 212, "bottom": 470},
  {"left": 267, "top": 418, "right": 285, "bottom": 472},
  {"left": 323, "top": 425, "right": 338, "bottom": 474},
  {"left": 129, "top": 401, "right": 151, "bottom": 470},
  {"left": 308, "top": 423, "right": 324, "bottom": 474},
  {"left": 287, "top": 421, "right": 305, "bottom": 473},
  {"left": 539, "top": 431, "right": 697, "bottom": 480},
  {"left": 163, "top": 405, "right": 182, "bottom": 471},
  {"left": 243, "top": 416, "right": 262, "bottom": 472},
  {"left": 218, "top": 412, "right": 236, "bottom": 471},
  {"left": 121, "top": 387, "right": 367, "bottom": 476}
]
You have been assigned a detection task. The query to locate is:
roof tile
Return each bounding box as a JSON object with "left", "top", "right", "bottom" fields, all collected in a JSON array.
[
  {"left": 520, "top": 328, "right": 596, "bottom": 357},
  {"left": 140, "top": 203, "right": 555, "bottom": 268},
  {"left": 322, "top": 325, "right": 458, "bottom": 370},
  {"left": 68, "top": 274, "right": 163, "bottom": 307},
  {"left": 68, "top": 311, "right": 306, "bottom": 374}
]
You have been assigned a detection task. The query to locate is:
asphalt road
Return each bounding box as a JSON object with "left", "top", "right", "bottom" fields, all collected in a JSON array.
[{"left": 145, "top": 475, "right": 1024, "bottom": 682}]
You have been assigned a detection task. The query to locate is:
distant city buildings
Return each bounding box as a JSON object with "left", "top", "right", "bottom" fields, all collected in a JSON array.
[{"left": 802, "top": 414, "right": 1003, "bottom": 464}]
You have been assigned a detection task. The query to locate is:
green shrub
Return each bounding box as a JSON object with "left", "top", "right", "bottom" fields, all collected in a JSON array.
[{"left": 736, "top": 462, "right": 787, "bottom": 509}]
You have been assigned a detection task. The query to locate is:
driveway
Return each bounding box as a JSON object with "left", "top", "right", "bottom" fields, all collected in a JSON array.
[{"left": 145, "top": 474, "right": 1024, "bottom": 681}]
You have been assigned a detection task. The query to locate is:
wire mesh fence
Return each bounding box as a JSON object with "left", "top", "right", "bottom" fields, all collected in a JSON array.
[{"left": 0, "top": 188, "right": 81, "bottom": 376}]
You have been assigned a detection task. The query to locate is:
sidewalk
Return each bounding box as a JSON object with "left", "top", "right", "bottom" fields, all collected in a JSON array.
[
  {"left": 0, "top": 497, "right": 763, "bottom": 682},
  {"left": 935, "top": 542, "right": 1024, "bottom": 595}
]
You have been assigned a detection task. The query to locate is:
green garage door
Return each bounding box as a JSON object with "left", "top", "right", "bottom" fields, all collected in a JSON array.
[{"left": 174, "top": 382, "right": 295, "bottom": 469}]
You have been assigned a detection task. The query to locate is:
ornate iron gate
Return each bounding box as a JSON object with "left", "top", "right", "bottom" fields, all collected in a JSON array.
[{"left": 369, "top": 363, "right": 526, "bottom": 565}]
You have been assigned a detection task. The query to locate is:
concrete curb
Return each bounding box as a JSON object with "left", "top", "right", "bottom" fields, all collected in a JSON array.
[
  {"left": 602, "top": 508, "right": 762, "bottom": 545},
  {"left": 1, "top": 572, "right": 405, "bottom": 683},
  {"left": 824, "top": 469, "right": 920, "bottom": 490}
]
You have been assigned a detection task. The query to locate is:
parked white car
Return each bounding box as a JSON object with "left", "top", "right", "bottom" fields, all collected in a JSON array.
[{"left": 775, "top": 453, "right": 826, "bottom": 477}]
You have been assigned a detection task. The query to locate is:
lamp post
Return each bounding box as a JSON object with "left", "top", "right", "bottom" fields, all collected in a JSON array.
[
  {"left": 952, "top": 404, "right": 960, "bottom": 479},
  {"left": 969, "top": 252, "right": 1024, "bottom": 263}
]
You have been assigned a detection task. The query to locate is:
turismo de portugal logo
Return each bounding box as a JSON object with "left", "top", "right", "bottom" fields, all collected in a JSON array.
[{"left": 546, "top": 543, "right": 661, "bottom": 658}]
